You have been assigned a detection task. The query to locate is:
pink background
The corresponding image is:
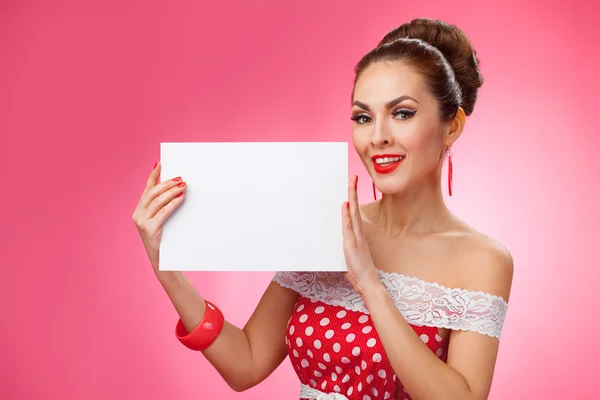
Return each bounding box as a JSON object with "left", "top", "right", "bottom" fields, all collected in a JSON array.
[{"left": 2, "top": 0, "right": 598, "bottom": 398}]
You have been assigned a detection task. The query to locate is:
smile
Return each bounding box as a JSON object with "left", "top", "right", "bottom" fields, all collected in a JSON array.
[{"left": 371, "top": 154, "right": 405, "bottom": 174}]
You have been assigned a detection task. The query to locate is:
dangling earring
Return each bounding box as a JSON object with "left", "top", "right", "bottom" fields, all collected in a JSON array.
[
  {"left": 372, "top": 181, "right": 377, "bottom": 200},
  {"left": 447, "top": 147, "right": 453, "bottom": 197}
]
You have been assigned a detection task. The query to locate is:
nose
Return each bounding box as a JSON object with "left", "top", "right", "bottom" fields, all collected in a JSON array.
[{"left": 370, "top": 120, "right": 394, "bottom": 148}]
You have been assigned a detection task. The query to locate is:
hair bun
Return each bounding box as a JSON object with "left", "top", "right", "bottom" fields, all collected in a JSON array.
[{"left": 378, "top": 18, "right": 483, "bottom": 116}]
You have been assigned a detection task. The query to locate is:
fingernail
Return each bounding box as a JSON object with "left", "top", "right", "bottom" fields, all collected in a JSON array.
[
  {"left": 355, "top": 175, "right": 358, "bottom": 191},
  {"left": 172, "top": 176, "right": 182, "bottom": 182},
  {"left": 177, "top": 182, "right": 186, "bottom": 187},
  {"left": 176, "top": 192, "right": 184, "bottom": 198},
  {"left": 153, "top": 161, "right": 158, "bottom": 169},
  {"left": 346, "top": 202, "right": 350, "bottom": 209}
]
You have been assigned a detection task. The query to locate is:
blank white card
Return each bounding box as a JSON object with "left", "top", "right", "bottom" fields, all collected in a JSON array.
[{"left": 158, "top": 142, "right": 348, "bottom": 272}]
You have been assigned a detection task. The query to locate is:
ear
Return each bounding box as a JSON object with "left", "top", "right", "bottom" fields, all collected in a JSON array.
[{"left": 444, "top": 107, "right": 466, "bottom": 147}]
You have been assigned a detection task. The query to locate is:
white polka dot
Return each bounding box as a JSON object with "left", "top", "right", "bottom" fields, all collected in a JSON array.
[
  {"left": 297, "top": 304, "right": 305, "bottom": 312},
  {"left": 311, "top": 298, "right": 318, "bottom": 303},
  {"left": 293, "top": 349, "right": 299, "bottom": 357},
  {"left": 289, "top": 325, "right": 295, "bottom": 334},
  {"left": 318, "top": 363, "right": 327, "bottom": 370},
  {"left": 333, "top": 343, "right": 341, "bottom": 352},
  {"left": 314, "top": 371, "right": 323, "bottom": 377},
  {"left": 307, "top": 349, "right": 313, "bottom": 358},
  {"left": 358, "top": 315, "right": 369, "bottom": 323},
  {"left": 341, "top": 322, "right": 352, "bottom": 330},
  {"left": 342, "top": 374, "right": 350, "bottom": 383},
  {"left": 358, "top": 382, "right": 363, "bottom": 391},
  {"left": 321, "top": 380, "right": 327, "bottom": 390},
  {"left": 366, "top": 374, "right": 374, "bottom": 384},
  {"left": 355, "top": 366, "right": 361, "bottom": 375},
  {"left": 378, "top": 369, "right": 386, "bottom": 378},
  {"left": 363, "top": 395, "right": 371, "bottom": 400},
  {"left": 320, "top": 318, "right": 330, "bottom": 326},
  {"left": 336, "top": 310, "right": 347, "bottom": 318},
  {"left": 323, "top": 353, "right": 331, "bottom": 362},
  {"left": 325, "top": 330, "right": 334, "bottom": 339},
  {"left": 342, "top": 357, "right": 351, "bottom": 364},
  {"left": 394, "top": 374, "right": 398, "bottom": 382},
  {"left": 301, "top": 359, "right": 309, "bottom": 368},
  {"left": 305, "top": 326, "right": 314, "bottom": 336},
  {"left": 352, "top": 347, "right": 360, "bottom": 356},
  {"left": 347, "top": 387, "right": 353, "bottom": 396},
  {"left": 315, "top": 306, "right": 325, "bottom": 314},
  {"left": 384, "top": 392, "right": 391, "bottom": 399},
  {"left": 296, "top": 337, "right": 303, "bottom": 347},
  {"left": 361, "top": 360, "right": 367, "bottom": 370},
  {"left": 310, "top": 379, "right": 316, "bottom": 387},
  {"left": 435, "top": 333, "right": 443, "bottom": 342},
  {"left": 366, "top": 338, "right": 377, "bottom": 347},
  {"left": 420, "top": 334, "right": 429, "bottom": 343},
  {"left": 346, "top": 333, "right": 356, "bottom": 342},
  {"left": 362, "top": 326, "right": 372, "bottom": 334},
  {"left": 299, "top": 314, "right": 308, "bottom": 323},
  {"left": 331, "top": 372, "right": 337, "bottom": 381},
  {"left": 334, "top": 385, "right": 341, "bottom": 392},
  {"left": 436, "top": 348, "right": 444, "bottom": 357},
  {"left": 372, "top": 388, "right": 378, "bottom": 396},
  {"left": 314, "top": 340, "right": 322, "bottom": 349},
  {"left": 373, "top": 353, "right": 382, "bottom": 362},
  {"left": 335, "top": 366, "right": 343, "bottom": 374}
]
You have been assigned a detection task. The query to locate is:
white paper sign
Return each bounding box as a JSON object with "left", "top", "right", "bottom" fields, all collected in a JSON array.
[{"left": 158, "top": 142, "right": 348, "bottom": 272}]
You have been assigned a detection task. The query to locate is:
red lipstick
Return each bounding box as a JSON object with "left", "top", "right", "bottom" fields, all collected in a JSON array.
[{"left": 371, "top": 154, "right": 405, "bottom": 174}]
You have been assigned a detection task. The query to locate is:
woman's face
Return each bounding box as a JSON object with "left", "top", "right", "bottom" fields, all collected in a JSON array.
[{"left": 351, "top": 61, "right": 449, "bottom": 197}]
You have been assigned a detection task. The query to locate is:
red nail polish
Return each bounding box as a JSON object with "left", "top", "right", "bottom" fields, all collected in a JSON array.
[
  {"left": 355, "top": 175, "right": 358, "bottom": 191},
  {"left": 346, "top": 202, "right": 350, "bottom": 209},
  {"left": 153, "top": 161, "right": 158, "bottom": 169},
  {"left": 176, "top": 192, "right": 184, "bottom": 198},
  {"left": 172, "top": 177, "right": 182, "bottom": 182}
]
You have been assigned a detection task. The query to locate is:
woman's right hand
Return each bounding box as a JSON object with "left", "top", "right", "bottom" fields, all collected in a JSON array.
[{"left": 132, "top": 162, "right": 187, "bottom": 273}]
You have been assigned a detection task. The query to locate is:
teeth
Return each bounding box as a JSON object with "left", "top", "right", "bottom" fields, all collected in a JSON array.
[{"left": 375, "top": 156, "right": 403, "bottom": 164}]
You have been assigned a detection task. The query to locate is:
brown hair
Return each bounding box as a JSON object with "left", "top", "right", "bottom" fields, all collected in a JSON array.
[{"left": 352, "top": 18, "right": 484, "bottom": 122}]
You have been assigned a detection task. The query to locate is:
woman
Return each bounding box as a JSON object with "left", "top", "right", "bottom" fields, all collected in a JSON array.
[{"left": 132, "top": 18, "right": 513, "bottom": 400}]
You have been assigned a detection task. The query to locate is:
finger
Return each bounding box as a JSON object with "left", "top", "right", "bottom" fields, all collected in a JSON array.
[
  {"left": 136, "top": 161, "right": 161, "bottom": 209},
  {"left": 145, "top": 161, "right": 161, "bottom": 192},
  {"left": 348, "top": 175, "right": 363, "bottom": 239},
  {"left": 341, "top": 200, "right": 355, "bottom": 248},
  {"left": 147, "top": 180, "right": 187, "bottom": 218},
  {"left": 153, "top": 188, "right": 186, "bottom": 228},
  {"left": 140, "top": 174, "right": 185, "bottom": 211}
]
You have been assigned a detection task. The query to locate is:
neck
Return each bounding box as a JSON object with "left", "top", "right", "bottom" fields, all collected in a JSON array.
[{"left": 374, "top": 173, "right": 452, "bottom": 237}]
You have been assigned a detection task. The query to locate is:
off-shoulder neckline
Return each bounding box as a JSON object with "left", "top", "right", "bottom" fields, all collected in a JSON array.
[{"left": 373, "top": 268, "right": 509, "bottom": 304}]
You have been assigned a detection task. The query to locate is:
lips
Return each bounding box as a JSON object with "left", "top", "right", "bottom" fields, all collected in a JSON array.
[{"left": 371, "top": 153, "right": 405, "bottom": 174}]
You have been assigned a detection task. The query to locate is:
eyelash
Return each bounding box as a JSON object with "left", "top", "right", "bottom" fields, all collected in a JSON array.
[{"left": 350, "top": 109, "right": 417, "bottom": 124}]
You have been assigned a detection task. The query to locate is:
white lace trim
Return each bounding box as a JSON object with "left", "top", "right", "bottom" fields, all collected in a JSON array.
[
  {"left": 299, "top": 383, "right": 349, "bottom": 399},
  {"left": 273, "top": 270, "right": 508, "bottom": 339}
]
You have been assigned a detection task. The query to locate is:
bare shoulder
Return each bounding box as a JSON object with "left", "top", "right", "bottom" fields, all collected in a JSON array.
[{"left": 452, "top": 230, "right": 514, "bottom": 302}]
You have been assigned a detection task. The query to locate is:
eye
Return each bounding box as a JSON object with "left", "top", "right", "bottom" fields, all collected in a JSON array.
[
  {"left": 350, "top": 114, "right": 371, "bottom": 124},
  {"left": 392, "top": 109, "right": 417, "bottom": 120}
]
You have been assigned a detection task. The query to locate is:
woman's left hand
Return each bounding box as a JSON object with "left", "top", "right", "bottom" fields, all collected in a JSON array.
[{"left": 342, "top": 175, "right": 382, "bottom": 296}]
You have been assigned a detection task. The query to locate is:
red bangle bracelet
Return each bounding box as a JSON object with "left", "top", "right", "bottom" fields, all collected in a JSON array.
[{"left": 175, "top": 300, "right": 224, "bottom": 351}]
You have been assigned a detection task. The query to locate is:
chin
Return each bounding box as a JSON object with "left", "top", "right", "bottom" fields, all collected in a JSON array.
[{"left": 372, "top": 178, "right": 407, "bottom": 197}]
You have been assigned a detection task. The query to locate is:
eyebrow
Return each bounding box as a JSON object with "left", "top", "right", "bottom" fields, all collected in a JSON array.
[{"left": 352, "top": 95, "right": 420, "bottom": 111}]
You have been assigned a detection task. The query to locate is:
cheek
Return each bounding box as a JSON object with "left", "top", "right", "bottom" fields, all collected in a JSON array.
[
  {"left": 351, "top": 130, "right": 368, "bottom": 152},
  {"left": 404, "top": 128, "right": 443, "bottom": 163}
]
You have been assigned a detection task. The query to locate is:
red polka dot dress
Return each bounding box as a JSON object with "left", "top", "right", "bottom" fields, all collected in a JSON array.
[{"left": 273, "top": 270, "right": 508, "bottom": 400}]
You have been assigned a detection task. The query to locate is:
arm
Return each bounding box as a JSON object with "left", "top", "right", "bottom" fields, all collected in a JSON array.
[
  {"left": 360, "top": 243, "right": 514, "bottom": 400},
  {"left": 156, "top": 270, "right": 299, "bottom": 392}
]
